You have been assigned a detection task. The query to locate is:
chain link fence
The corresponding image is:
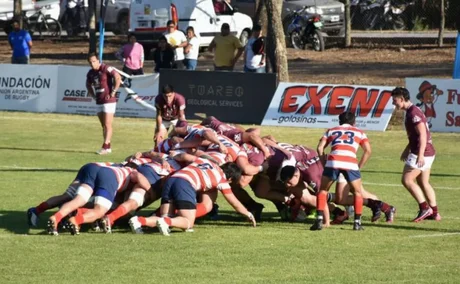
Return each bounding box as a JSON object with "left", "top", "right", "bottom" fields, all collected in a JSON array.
[{"left": 340, "top": 0, "right": 459, "bottom": 46}]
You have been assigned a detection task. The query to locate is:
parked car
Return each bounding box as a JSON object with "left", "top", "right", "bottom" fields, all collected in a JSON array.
[
  {"left": 96, "top": 0, "right": 130, "bottom": 35},
  {"left": 233, "top": 0, "right": 345, "bottom": 36},
  {"left": 130, "top": 0, "right": 253, "bottom": 48}
]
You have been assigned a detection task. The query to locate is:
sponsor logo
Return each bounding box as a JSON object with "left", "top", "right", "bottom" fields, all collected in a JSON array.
[{"left": 62, "top": 89, "right": 92, "bottom": 102}]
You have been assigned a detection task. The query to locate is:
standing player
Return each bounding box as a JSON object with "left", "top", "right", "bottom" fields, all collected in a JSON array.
[
  {"left": 86, "top": 53, "right": 122, "bottom": 155},
  {"left": 311, "top": 111, "right": 371, "bottom": 231},
  {"left": 154, "top": 84, "right": 186, "bottom": 146},
  {"left": 391, "top": 87, "right": 440, "bottom": 221}
]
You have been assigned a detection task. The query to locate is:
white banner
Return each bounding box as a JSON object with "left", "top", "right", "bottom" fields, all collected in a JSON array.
[
  {"left": 406, "top": 78, "right": 460, "bottom": 132},
  {"left": 262, "top": 82, "right": 395, "bottom": 131},
  {"left": 56, "top": 65, "right": 159, "bottom": 118},
  {"left": 0, "top": 64, "right": 58, "bottom": 112}
]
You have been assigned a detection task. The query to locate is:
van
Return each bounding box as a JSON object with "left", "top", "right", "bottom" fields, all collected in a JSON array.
[{"left": 129, "top": 0, "right": 253, "bottom": 48}]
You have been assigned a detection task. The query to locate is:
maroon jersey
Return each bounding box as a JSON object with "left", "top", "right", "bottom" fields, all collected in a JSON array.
[
  {"left": 155, "top": 93, "right": 186, "bottom": 121},
  {"left": 266, "top": 143, "right": 316, "bottom": 181},
  {"left": 296, "top": 149, "right": 323, "bottom": 192},
  {"left": 405, "top": 104, "right": 435, "bottom": 157},
  {"left": 240, "top": 143, "right": 273, "bottom": 166},
  {"left": 205, "top": 117, "right": 244, "bottom": 145},
  {"left": 86, "top": 63, "right": 118, "bottom": 105}
]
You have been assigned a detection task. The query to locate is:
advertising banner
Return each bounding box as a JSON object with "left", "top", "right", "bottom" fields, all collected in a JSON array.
[
  {"left": 262, "top": 82, "right": 396, "bottom": 131},
  {"left": 56, "top": 65, "right": 159, "bottom": 118},
  {"left": 406, "top": 78, "right": 460, "bottom": 132},
  {"left": 0, "top": 64, "right": 58, "bottom": 112},
  {"left": 159, "top": 69, "right": 277, "bottom": 124}
]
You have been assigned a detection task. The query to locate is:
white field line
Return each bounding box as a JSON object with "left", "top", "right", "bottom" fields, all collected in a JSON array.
[
  {"left": 409, "top": 232, "right": 460, "bottom": 238},
  {"left": 363, "top": 182, "right": 460, "bottom": 190}
]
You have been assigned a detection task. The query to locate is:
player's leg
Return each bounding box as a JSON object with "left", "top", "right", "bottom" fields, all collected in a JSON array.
[
  {"left": 195, "top": 190, "right": 218, "bottom": 218},
  {"left": 48, "top": 184, "right": 93, "bottom": 235},
  {"left": 27, "top": 181, "right": 80, "bottom": 227},
  {"left": 401, "top": 165, "right": 432, "bottom": 222},
  {"left": 310, "top": 168, "right": 337, "bottom": 231},
  {"left": 154, "top": 122, "right": 169, "bottom": 146},
  {"left": 253, "top": 175, "right": 288, "bottom": 203},
  {"left": 344, "top": 170, "right": 364, "bottom": 231},
  {"left": 416, "top": 165, "right": 440, "bottom": 220}
]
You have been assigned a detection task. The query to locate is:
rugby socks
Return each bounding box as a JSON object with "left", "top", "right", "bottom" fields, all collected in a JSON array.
[
  {"left": 53, "top": 212, "right": 64, "bottom": 225},
  {"left": 35, "top": 202, "right": 49, "bottom": 214},
  {"left": 419, "top": 201, "right": 429, "bottom": 211},
  {"left": 380, "top": 201, "right": 392, "bottom": 212},
  {"left": 195, "top": 203, "right": 210, "bottom": 218},
  {"left": 431, "top": 205, "right": 438, "bottom": 215},
  {"left": 74, "top": 212, "right": 84, "bottom": 225},
  {"left": 163, "top": 216, "right": 172, "bottom": 226},
  {"left": 138, "top": 217, "right": 147, "bottom": 226},
  {"left": 102, "top": 143, "right": 111, "bottom": 149},
  {"left": 354, "top": 195, "right": 363, "bottom": 221},
  {"left": 107, "top": 206, "right": 128, "bottom": 225},
  {"left": 316, "top": 191, "right": 328, "bottom": 220},
  {"left": 327, "top": 193, "right": 336, "bottom": 203}
]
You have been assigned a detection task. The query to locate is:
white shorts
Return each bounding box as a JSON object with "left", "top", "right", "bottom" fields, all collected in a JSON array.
[
  {"left": 405, "top": 153, "right": 435, "bottom": 171},
  {"left": 337, "top": 173, "right": 346, "bottom": 183},
  {"left": 97, "top": 103, "right": 117, "bottom": 114},
  {"left": 159, "top": 119, "right": 178, "bottom": 131}
]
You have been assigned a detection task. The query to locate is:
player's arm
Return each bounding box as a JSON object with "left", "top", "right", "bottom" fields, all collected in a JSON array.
[
  {"left": 236, "top": 156, "right": 264, "bottom": 176},
  {"left": 155, "top": 106, "right": 163, "bottom": 134},
  {"left": 86, "top": 79, "right": 96, "bottom": 99},
  {"left": 414, "top": 122, "right": 427, "bottom": 166},
  {"left": 220, "top": 185, "right": 256, "bottom": 227},
  {"left": 244, "top": 131, "right": 270, "bottom": 158},
  {"left": 208, "top": 38, "right": 216, "bottom": 53},
  {"left": 109, "top": 68, "right": 122, "bottom": 97},
  {"left": 202, "top": 130, "right": 227, "bottom": 154},
  {"left": 358, "top": 140, "right": 372, "bottom": 169},
  {"left": 317, "top": 138, "right": 328, "bottom": 165},
  {"left": 262, "top": 137, "right": 291, "bottom": 158},
  {"left": 172, "top": 152, "right": 198, "bottom": 164},
  {"left": 129, "top": 171, "right": 151, "bottom": 191}
]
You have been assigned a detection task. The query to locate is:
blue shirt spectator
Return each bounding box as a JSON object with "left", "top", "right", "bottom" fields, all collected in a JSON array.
[{"left": 8, "top": 20, "right": 33, "bottom": 64}]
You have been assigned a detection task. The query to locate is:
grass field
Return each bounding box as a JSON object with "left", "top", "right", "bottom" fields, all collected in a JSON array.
[{"left": 0, "top": 111, "right": 459, "bottom": 284}]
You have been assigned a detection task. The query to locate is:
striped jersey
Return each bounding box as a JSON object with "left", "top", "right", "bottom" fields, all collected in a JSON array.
[
  {"left": 183, "top": 124, "right": 211, "bottom": 141},
  {"left": 107, "top": 165, "right": 136, "bottom": 192},
  {"left": 205, "top": 134, "right": 245, "bottom": 165},
  {"left": 322, "top": 123, "right": 368, "bottom": 171},
  {"left": 172, "top": 157, "right": 232, "bottom": 194},
  {"left": 131, "top": 154, "right": 181, "bottom": 176},
  {"left": 155, "top": 138, "right": 174, "bottom": 154}
]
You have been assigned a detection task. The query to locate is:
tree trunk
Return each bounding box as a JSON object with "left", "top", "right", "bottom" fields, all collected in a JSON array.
[
  {"left": 265, "top": 0, "right": 289, "bottom": 82},
  {"left": 254, "top": 0, "right": 268, "bottom": 33},
  {"left": 344, "top": 0, "right": 352, "bottom": 47},
  {"left": 88, "top": 0, "right": 97, "bottom": 53},
  {"left": 438, "top": 0, "right": 445, "bottom": 47},
  {"left": 13, "top": 0, "right": 22, "bottom": 28}
]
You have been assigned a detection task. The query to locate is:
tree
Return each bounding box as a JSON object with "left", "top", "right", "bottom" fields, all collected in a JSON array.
[
  {"left": 254, "top": 0, "right": 267, "bottom": 33},
  {"left": 264, "top": 0, "right": 289, "bottom": 82},
  {"left": 88, "top": 0, "right": 97, "bottom": 53},
  {"left": 344, "top": 0, "right": 351, "bottom": 47},
  {"left": 13, "top": 0, "right": 22, "bottom": 28},
  {"left": 438, "top": 0, "right": 445, "bottom": 47}
]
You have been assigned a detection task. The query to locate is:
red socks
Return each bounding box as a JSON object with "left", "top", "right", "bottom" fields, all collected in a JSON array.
[{"left": 35, "top": 202, "right": 49, "bottom": 214}]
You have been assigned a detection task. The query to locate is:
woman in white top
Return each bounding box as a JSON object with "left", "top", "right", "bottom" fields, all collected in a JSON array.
[{"left": 184, "top": 26, "right": 200, "bottom": 70}]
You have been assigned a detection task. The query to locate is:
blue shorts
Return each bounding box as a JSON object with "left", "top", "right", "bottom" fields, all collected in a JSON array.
[
  {"left": 323, "top": 167, "right": 361, "bottom": 182},
  {"left": 75, "top": 163, "right": 101, "bottom": 188},
  {"left": 137, "top": 165, "right": 161, "bottom": 186},
  {"left": 93, "top": 167, "right": 119, "bottom": 202},
  {"left": 161, "top": 177, "right": 197, "bottom": 209}
]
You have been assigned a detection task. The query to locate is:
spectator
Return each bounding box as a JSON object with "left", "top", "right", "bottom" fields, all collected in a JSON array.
[
  {"left": 152, "top": 36, "right": 175, "bottom": 73},
  {"left": 184, "top": 26, "right": 200, "bottom": 70},
  {"left": 8, "top": 19, "right": 32, "bottom": 64},
  {"left": 64, "top": 0, "right": 87, "bottom": 35},
  {"left": 164, "top": 20, "right": 187, "bottom": 69},
  {"left": 115, "top": 33, "right": 145, "bottom": 76},
  {"left": 244, "top": 24, "right": 266, "bottom": 73},
  {"left": 208, "top": 23, "right": 244, "bottom": 71}
]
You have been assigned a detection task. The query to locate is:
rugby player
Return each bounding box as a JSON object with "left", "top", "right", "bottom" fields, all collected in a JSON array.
[
  {"left": 311, "top": 111, "right": 371, "bottom": 231},
  {"left": 86, "top": 53, "right": 122, "bottom": 155},
  {"left": 128, "top": 159, "right": 256, "bottom": 235},
  {"left": 391, "top": 87, "right": 440, "bottom": 221}
]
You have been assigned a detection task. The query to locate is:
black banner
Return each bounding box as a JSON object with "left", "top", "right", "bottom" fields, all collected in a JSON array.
[{"left": 159, "top": 70, "right": 277, "bottom": 124}]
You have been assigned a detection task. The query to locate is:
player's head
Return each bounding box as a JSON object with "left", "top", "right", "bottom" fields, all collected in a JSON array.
[
  {"left": 128, "top": 33, "right": 136, "bottom": 44},
  {"left": 87, "top": 52, "right": 100, "bottom": 70},
  {"left": 279, "top": 166, "right": 300, "bottom": 187},
  {"left": 162, "top": 84, "right": 175, "bottom": 99},
  {"left": 220, "top": 162, "right": 242, "bottom": 184},
  {"left": 338, "top": 111, "right": 356, "bottom": 125},
  {"left": 391, "top": 87, "right": 410, "bottom": 110}
]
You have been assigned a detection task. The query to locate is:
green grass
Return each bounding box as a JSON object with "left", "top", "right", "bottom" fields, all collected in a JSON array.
[{"left": 0, "top": 111, "right": 459, "bottom": 284}]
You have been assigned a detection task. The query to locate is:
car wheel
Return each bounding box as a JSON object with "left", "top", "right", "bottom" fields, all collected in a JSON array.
[
  {"left": 240, "top": 30, "right": 249, "bottom": 47},
  {"left": 114, "top": 13, "right": 129, "bottom": 35}
]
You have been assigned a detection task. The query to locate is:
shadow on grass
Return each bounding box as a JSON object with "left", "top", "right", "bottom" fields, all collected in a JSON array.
[
  {"left": 0, "top": 146, "right": 95, "bottom": 155},
  {"left": 362, "top": 169, "right": 460, "bottom": 178}
]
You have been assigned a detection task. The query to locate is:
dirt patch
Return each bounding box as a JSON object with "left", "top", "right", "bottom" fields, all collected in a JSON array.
[{"left": 1, "top": 38, "right": 455, "bottom": 127}]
